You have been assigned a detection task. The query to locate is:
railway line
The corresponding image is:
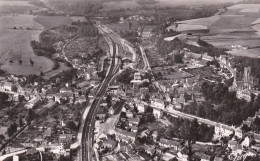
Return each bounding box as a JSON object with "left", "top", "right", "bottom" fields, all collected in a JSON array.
[{"left": 81, "top": 26, "right": 119, "bottom": 161}]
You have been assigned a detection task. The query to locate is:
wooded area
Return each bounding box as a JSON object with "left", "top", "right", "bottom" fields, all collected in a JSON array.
[{"left": 183, "top": 82, "right": 260, "bottom": 126}]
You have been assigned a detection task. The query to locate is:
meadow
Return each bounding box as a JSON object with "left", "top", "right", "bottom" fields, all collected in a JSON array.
[
  {"left": 227, "top": 49, "right": 260, "bottom": 58},
  {"left": 34, "top": 15, "right": 72, "bottom": 29},
  {"left": 107, "top": 21, "right": 139, "bottom": 33},
  {"left": 101, "top": 1, "right": 140, "bottom": 11}
]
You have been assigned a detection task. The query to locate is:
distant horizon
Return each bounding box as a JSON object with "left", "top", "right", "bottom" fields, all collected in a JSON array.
[{"left": 158, "top": 0, "right": 244, "bottom": 5}]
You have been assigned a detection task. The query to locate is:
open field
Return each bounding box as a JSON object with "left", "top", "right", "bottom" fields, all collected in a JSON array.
[
  {"left": 209, "top": 15, "right": 255, "bottom": 33},
  {"left": 0, "top": 0, "right": 39, "bottom": 14},
  {"left": 0, "top": 15, "right": 43, "bottom": 29},
  {"left": 101, "top": 1, "right": 140, "bottom": 11},
  {"left": 168, "top": 3, "right": 260, "bottom": 58},
  {"left": 227, "top": 4, "right": 260, "bottom": 10},
  {"left": 240, "top": 8, "right": 259, "bottom": 13},
  {"left": 176, "top": 15, "right": 220, "bottom": 26},
  {"left": 227, "top": 48, "right": 260, "bottom": 58},
  {"left": 157, "top": 0, "right": 242, "bottom": 6},
  {"left": 0, "top": 1, "right": 33, "bottom": 7},
  {"left": 201, "top": 32, "right": 260, "bottom": 49},
  {"left": 34, "top": 15, "right": 72, "bottom": 29},
  {"left": 107, "top": 21, "right": 139, "bottom": 33},
  {"left": 0, "top": 14, "right": 54, "bottom": 75}
]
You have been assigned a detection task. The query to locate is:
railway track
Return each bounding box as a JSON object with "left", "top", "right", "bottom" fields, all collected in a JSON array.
[{"left": 81, "top": 28, "right": 119, "bottom": 161}]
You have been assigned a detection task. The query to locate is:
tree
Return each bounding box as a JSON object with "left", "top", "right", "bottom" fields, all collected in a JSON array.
[
  {"left": 129, "top": 22, "right": 132, "bottom": 30},
  {"left": 0, "top": 92, "right": 9, "bottom": 109},
  {"left": 174, "top": 53, "right": 183, "bottom": 64},
  {"left": 0, "top": 134, "right": 5, "bottom": 141},
  {"left": 66, "top": 121, "right": 77, "bottom": 131},
  {"left": 133, "top": 103, "right": 138, "bottom": 113},
  {"left": 7, "top": 127, "right": 12, "bottom": 138},
  {"left": 30, "top": 58, "right": 34, "bottom": 66},
  {"left": 59, "top": 155, "right": 70, "bottom": 161},
  {"left": 11, "top": 123, "right": 17, "bottom": 134},
  {"left": 19, "top": 117, "right": 23, "bottom": 127},
  {"left": 241, "top": 124, "right": 251, "bottom": 132},
  {"left": 190, "top": 119, "right": 199, "bottom": 142},
  {"left": 25, "top": 109, "right": 35, "bottom": 124},
  {"left": 106, "top": 95, "right": 112, "bottom": 107}
]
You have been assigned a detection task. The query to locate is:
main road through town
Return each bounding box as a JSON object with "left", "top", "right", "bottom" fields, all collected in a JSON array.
[{"left": 81, "top": 25, "right": 121, "bottom": 161}]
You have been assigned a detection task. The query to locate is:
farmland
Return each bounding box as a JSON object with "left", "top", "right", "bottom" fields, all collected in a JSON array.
[
  {"left": 101, "top": 1, "right": 140, "bottom": 11},
  {"left": 107, "top": 21, "right": 139, "bottom": 33},
  {"left": 170, "top": 3, "right": 260, "bottom": 58},
  {"left": 34, "top": 15, "right": 72, "bottom": 29}
]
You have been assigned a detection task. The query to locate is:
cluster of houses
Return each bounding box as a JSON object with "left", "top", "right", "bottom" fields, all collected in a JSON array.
[
  {"left": 95, "top": 99, "right": 190, "bottom": 161},
  {"left": 0, "top": 68, "right": 102, "bottom": 158},
  {"left": 0, "top": 74, "right": 92, "bottom": 105},
  {"left": 5, "top": 132, "right": 74, "bottom": 159},
  {"left": 120, "top": 15, "right": 155, "bottom": 24},
  {"left": 182, "top": 49, "right": 214, "bottom": 68},
  {"left": 92, "top": 59, "right": 260, "bottom": 160},
  {"left": 213, "top": 121, "right": 260, "bottom": 160},
  {"left": 94, "top": 88, "right": 260, "bottom": 161}
]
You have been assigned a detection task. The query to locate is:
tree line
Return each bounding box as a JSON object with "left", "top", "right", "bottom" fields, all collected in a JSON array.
[
  {"left": 157, "top": 38, "right": 227, "bottom": 59},
  {"left": 166, "top": 115, "right": 214, "bottom": 143}
]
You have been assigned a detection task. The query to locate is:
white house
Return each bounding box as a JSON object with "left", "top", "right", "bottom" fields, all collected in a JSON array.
[
  {"left": 136, "top": 102, "right": 147, "bottom": 113},
  {"left": 246, "top": 149, "right": 257, "bottom": 157},
  {"left": 235, "top": 129, "right": 243, "bottom": 138},
  {"left": 47, "top": 143, "right": 70, "bottom": 156},
  {"left": 228, "top": 140, "right": 237, "bottom": 149},
  {"left": 236, "top": 90, "right": 251, "bottom": 102},
  {"left": 241, "top": 136, "right": 251, "bottom": 148},
  {"left": 115, "top": 128, "right": 136, "bottom": 143},
  {"left": 2, "top": 82, "right": 15, "bottom": 92},
  {"left": 215, "top": 125, "right": 234, "bottom": 137},
  {"left": 157, "top": 138, "right": 180, "bottom": 151},
  {"left": 25, "top": 97, "right": 41, "bottom": 109},
  {"left": 153, "top": 108, "right": 163, "bottom": 119},
  {"left": 107, "top": 86, "right": 119, "bottom": 95},
  {"left": 151, "top": 98, "right": 165, "bottom": 109}
]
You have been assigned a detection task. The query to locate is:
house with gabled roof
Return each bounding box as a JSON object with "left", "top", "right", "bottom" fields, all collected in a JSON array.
[
  {"left": 228, "top": 140, "right": 237, "bottom": 149},
  {"left": 115, "top": 128, "right": 136, "bottom": 143},
  {"left": 235, "top": 128, "right": 243, "bottom": 138},
  {"left": 151, "top": 98, "right": 165, "bottom": 110},
  {"left": 215, "top": 124, "right": 234, "bottom": 138},
  {"left": 158, "top": 138, "right": 180, "bottom": 151},
  {"left": 246, "top": 148, "right": 257, "bottom": 157},
  {"left": 200, "top": 154, "right": 211, "bottom": 161}
]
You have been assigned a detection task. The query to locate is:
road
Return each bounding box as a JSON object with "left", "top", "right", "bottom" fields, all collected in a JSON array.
[
  {"left": 139, "top": 45, "right": 151, "bottom": 70},
  {"left": 150, "top": 104, "right": 238, "bottom": 130},
  {"left": 81, "top": 25, "right": 121, "bottom": 161},
  {"left": 61, "top": 36, "right": 79, "bottom": 69}
]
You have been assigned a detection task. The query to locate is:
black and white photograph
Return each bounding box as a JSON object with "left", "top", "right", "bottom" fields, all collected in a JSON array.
[{"left": 0, "top": 0, "right": 260, "bottom": 160}]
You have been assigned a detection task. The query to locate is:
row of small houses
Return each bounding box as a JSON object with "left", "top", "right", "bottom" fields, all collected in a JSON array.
[{"left": 0, "top": 81, "right": 88, "bottom": 109}]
